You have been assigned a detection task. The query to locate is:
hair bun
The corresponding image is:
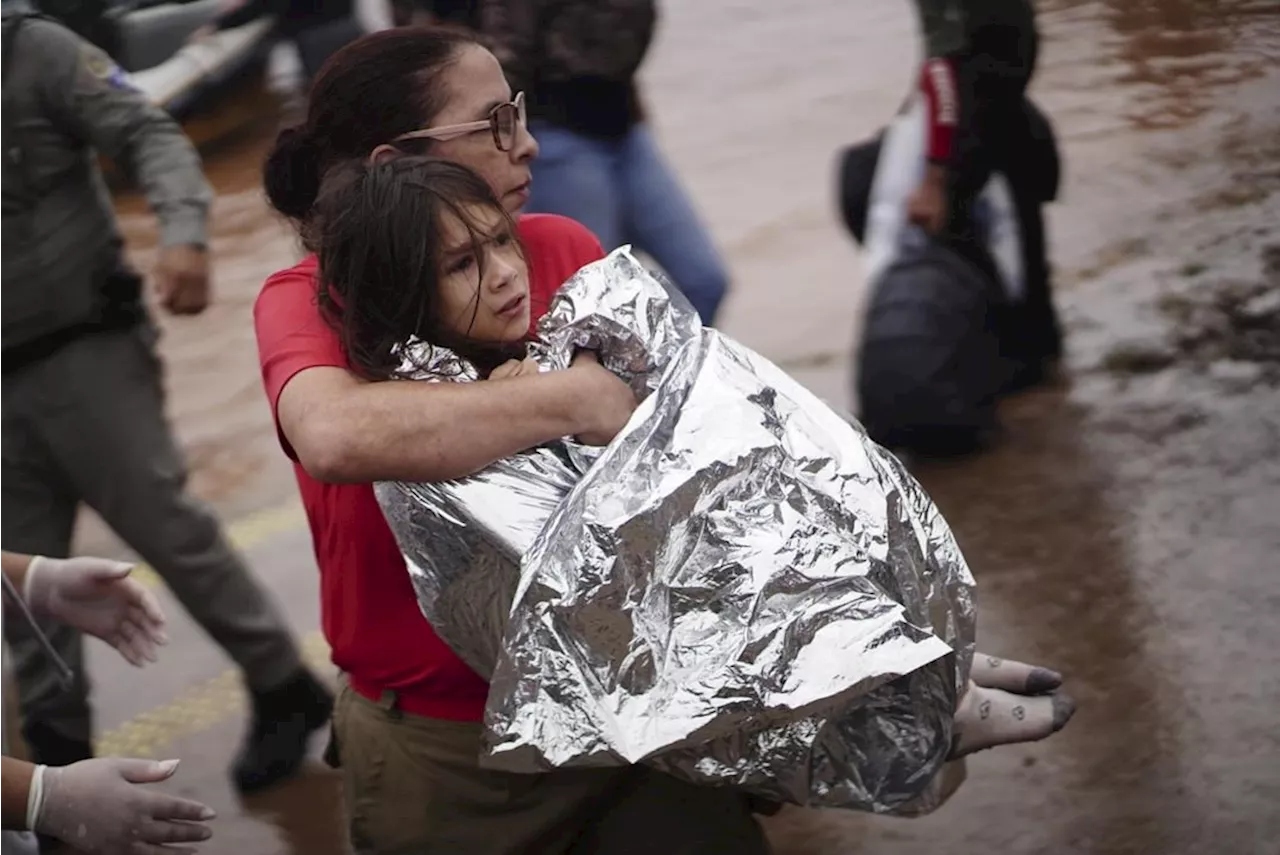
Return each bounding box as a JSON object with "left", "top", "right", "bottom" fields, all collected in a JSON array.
[{"left": 263, "top": 124, "right": 323, "bottom": 220}]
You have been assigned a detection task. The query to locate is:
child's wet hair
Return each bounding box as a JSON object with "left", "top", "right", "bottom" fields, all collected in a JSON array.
[{"left": 309, "top": 156, "right": 525, "bottom": 380}]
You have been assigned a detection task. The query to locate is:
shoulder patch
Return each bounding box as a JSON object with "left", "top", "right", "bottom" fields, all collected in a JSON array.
[
  {"left": 80, "top": 43, "right": 137, "bottom": 91},
  {"left": 106, "top": 65, "right": 137, "bottom": 91},
  {"left": 81, "top": 44, "right": 113, "bottom": 77}
]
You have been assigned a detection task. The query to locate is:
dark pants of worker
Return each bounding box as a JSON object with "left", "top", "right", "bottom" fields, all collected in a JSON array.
[
  {"left": 946, "top": 11, "right": 1063, "bottom": 381},
  {"left": 1, "top": 321, "right": 301, "bottom": 763}
]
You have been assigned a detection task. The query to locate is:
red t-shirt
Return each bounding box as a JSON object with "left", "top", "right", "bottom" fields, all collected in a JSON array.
[{"left": 254, "top": 213, "right": 605, "bottom": 721}]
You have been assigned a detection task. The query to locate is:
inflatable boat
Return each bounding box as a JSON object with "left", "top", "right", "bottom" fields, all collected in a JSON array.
[
  {"left": 121, "top": 4, "right": 275, "bottom": 115},
  {"left": 7, "top": 0, "right": 276, "bottom": 116}
]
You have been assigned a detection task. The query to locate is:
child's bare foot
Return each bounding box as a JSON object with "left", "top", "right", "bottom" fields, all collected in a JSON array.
[
  {"left": 970, "top": 652, "right": 1064, "bottom": 695},
  {"left": 949, "top": 653, "right": 1076, "bottom": 758}
]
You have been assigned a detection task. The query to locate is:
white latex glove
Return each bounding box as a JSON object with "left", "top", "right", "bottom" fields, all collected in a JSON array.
[
  {"left": 30, "top": 758, "right": 215, "bottom": 855},
  {"left": 24, "top": 556, "right": 167, "bottom": 667}
]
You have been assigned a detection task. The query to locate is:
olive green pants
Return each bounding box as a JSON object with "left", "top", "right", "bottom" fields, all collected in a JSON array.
[
  {"left": 332, "top": 686, "right": 773, "bottom": 855},
  {"left": 1, "top": 326, "right": 301, "bottom": 754}
]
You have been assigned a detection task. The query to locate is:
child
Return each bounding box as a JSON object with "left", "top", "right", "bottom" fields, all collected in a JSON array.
[{"left": 311, "top": 156, "right": 538, "bottom": 382}]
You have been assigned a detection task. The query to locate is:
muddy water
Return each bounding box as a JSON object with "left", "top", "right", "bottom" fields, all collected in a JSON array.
[{"left": 99, "top": 1, "right": 1280, "bottom": 853}]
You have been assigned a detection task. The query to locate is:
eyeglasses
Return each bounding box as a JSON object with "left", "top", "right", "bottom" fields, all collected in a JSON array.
[{"left": 393, "top": 92, "right": 527, "bottom": 152}]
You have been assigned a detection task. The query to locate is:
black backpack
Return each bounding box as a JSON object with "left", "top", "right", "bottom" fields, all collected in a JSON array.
[{"left": 855, "top": 233, "right": 1006, "bottom": 456}]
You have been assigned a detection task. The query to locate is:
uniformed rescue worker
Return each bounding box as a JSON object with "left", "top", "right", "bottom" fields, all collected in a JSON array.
[
  {"left": 906, "top": 0, "right": 1064, "bottom": 391},
  {"left": 0, "top": 11, "right": 332, "bottom": 796}
]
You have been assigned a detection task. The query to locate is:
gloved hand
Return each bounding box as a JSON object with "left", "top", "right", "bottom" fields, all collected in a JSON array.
[
  {"left": 948, "top": 652, "right": 1076, "bottom": 758},
  {"left": 30, "top": 758, "right": 214, "bottom": 855},
  {"left": 24, "top": 556, "right": 167, "bottom": 667}
]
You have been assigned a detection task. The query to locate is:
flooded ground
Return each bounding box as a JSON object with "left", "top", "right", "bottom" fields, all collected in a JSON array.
[{"left": 78, "top": 1, "right": 1280, "bottom": 853}]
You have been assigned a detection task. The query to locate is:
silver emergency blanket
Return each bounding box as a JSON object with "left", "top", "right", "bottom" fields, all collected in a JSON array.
[{"left": 375, "top": 248, "right": 977, "bottom": 812}]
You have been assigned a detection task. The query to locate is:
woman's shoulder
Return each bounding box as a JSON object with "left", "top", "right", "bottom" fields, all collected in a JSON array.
[
  {"left": 255, "top": 254, "right": 321, "bottom": 323},
  {"left": 518, "top": 215, "right": 607, "bottom": 311},
  {"left": 517, "top": 214, "right": 606, "bottom": 263},
  {"left": 258, "top": 254, "right": 318, "bottom": 301},
  {"left": 262, "top": 254, "right": 319, "bottom": 287}
]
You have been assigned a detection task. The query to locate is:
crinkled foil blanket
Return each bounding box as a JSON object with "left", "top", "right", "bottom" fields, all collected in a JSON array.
[{"left": 375, "top": 248, "right": 976, "bottom": 813}]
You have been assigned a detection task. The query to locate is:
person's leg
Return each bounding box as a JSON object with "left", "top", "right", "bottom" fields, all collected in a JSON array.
[
  {"left": 1, "top": 365, "right": 91, "bottom": 767},
  {"left": 1003, "top": 180, "right": 1062, "bottom": 372},
  {"left": 964, "top": 9, "right": 1062, "bottom": 390},
  {"left": 33, "top": 326, "right": 329, "bottom": 792},
  {"left": 332, "top": 686, "right": 635, "bottom": 854},
  {"left": 2, "top": 360, "right": 96, "bottom": 854},
  {"left": 526, "top": 121, "right": 625, "bottom": 251},
  {"left": 618, "top": 124, "right": 730, "bottom": 325},
  {"left": 994, "top": 98, "right": 1063, "bottom": 378}
]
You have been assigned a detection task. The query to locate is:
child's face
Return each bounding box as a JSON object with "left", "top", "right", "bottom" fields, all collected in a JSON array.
[{"left": 435, "top": 203, "right": 532, "bottom": 344}]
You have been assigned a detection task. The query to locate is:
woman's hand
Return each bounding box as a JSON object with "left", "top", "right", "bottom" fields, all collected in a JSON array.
[
  {"left": 490, "top": 357, "right": 541, "bottom": 380},
  {"left": 22, "top": 556, "right": 168, "bottom": 667},
  {"left": 568, "top": 351, "right": 638, "bottom": 446}
]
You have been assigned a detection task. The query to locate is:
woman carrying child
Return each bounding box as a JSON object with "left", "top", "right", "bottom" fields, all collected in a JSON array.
[{"left": 254, "top": 27, "right": 1072, "bottom": 854}]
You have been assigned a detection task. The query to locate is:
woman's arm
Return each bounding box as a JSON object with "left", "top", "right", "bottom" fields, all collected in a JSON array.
[{"left": 276, "top": 354, "right": 636, "bottom": 484}]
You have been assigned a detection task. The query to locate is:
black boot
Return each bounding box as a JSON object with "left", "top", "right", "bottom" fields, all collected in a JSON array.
[
  {"left": 20, "top": 723, "right": 94, "bottom": 853},
  {"left": 232, "top": 668, "right": 334, "bottom": 794}
]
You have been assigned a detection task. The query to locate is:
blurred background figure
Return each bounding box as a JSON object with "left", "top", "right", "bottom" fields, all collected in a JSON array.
[
  {"left": 907, "top": 0, "right": 1063, "bottom": 391},
  {"left": 478, "top": 0, "right": 732, "bottom": 325},
  {"left": 836, "top": 0, "right": 1066, "bottom": 456}
]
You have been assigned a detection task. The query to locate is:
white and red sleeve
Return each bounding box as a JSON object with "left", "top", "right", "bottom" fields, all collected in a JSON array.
[{"left": 918, "top": 56, "right": 959, "bottom": 164}]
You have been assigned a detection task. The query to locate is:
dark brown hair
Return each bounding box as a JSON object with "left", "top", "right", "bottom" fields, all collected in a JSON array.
[
  {"left": 263, "top": 26, "right": 480, "bottom": 227},
  {"left": 310, "top": 157, "right": 526, "bottom": 381}
]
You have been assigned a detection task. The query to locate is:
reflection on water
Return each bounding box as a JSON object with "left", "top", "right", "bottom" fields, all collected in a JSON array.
[
  {"left": 1043, "top": 0, "right": 1280, "bottom": 129},
  {"left": 908, "top": 392, "right": 1186, "bottom": 855},
  {"left": 240, "top": 767, "right": 348, "bottom": 855}
]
